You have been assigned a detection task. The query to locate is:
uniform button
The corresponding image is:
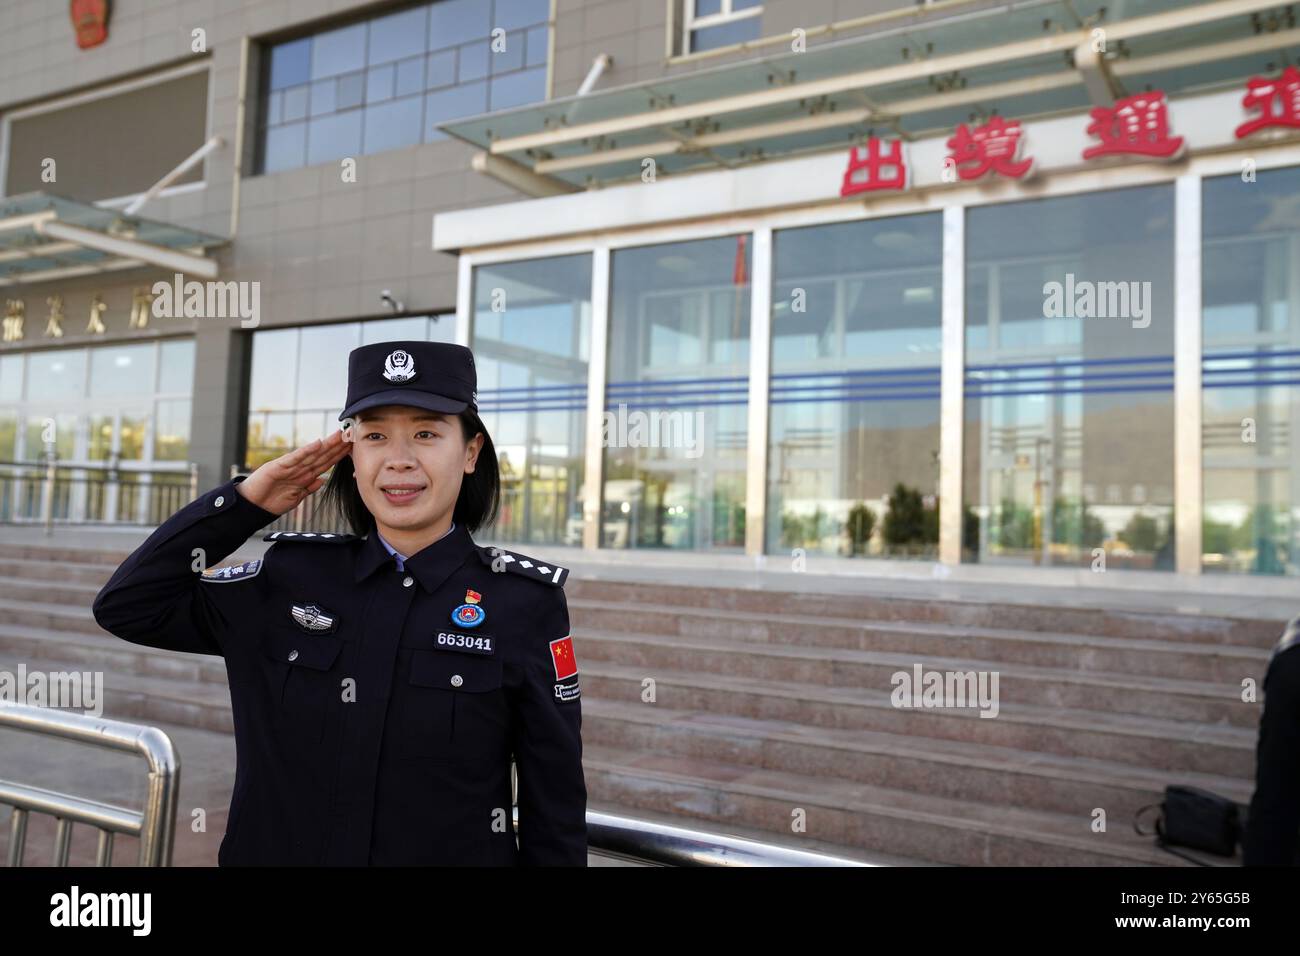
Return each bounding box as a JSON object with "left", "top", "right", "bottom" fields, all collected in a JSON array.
[
  {"left": 450, "top": 674, "right": 463, "bottom": 687},
  {"left": 288, "top": 650, "right": 299, "bottom": 661},
  {"left": 403, "top": 576, "right": 414, "bottom": 587},
  {"left": 214, "top": 496, "right": 225, "bottom": 507}
]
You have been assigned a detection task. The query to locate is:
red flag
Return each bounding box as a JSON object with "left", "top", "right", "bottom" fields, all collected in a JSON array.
[{"left": 549, "top": 636, "right": 578, "bottom": 680}]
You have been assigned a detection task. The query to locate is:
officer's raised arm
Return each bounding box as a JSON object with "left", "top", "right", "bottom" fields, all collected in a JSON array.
[
  {"left": 509, "top": 584, "right": 588, "bottom": 866},
  {"left": 92, "top": 431, "right": 350, "bottom": 657}
]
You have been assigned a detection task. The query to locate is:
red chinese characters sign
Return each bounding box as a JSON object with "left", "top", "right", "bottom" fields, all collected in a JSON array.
[
  {"left": 946, "top": 116, "right": 1034, "bottom": 181},
  {"left": 1236, "top": 66, "right": 1300, "bottom": 138},
  {"left": 840, "top": 138, "right": 908, "bottom": 195},
  {"left": 70, "top": 0, "right": 110, "bottom": 50},
  {"left": 840, "top": 73, "right": 1300, "bottom": 199},
  {"left": 1083, "top": 91, "right": 1185, "bottom": 160}
]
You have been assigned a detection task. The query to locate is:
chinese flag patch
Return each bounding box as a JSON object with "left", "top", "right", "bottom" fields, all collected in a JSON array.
[{"left": 549, "top": 636, "right": 578, "bottom": 680}]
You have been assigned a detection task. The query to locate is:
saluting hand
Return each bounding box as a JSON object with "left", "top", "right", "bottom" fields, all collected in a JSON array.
[{"left": 235, "top": 429, "right": 351, "bottom": 517}]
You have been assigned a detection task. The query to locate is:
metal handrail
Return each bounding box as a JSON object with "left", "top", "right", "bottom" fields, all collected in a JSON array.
[
  {"left": 0, "top": 702, "right": 180, "bottom": 866},
  {"left": 509, "top": 807, "right": 873, "bottom": 866}
]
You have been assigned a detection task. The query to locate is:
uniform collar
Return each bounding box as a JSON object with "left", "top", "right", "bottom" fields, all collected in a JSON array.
[{"left": 355, "top": 520, "right": 477, "bottom": 593}]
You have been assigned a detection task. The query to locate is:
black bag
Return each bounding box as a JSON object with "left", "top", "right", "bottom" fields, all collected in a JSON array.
[{"left": 1134, "top": 785, "right": 1243, "bottom": 865}]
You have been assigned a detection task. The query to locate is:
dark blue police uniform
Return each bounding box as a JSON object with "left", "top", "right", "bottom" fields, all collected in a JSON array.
[
  {"left": 92, "top": 342, "right": 587, "bottom": 866},
  {"left": 1243, "top": 614, "right": 1300, "bottom": 865}
]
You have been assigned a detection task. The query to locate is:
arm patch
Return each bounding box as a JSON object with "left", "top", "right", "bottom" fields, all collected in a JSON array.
[{"left": 200, "top": 557, "right": 263, "bottom": 583}]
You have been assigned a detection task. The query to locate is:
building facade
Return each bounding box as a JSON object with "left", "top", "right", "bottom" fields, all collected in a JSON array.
[{"left": 0, "top": 0, "right": 1297, "bottom": 589}]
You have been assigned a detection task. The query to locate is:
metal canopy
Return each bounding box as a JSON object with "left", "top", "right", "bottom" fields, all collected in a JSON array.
[
  {"left": 0, "top": 192, "right": 224, "bottom": 287},
  {"left": 439, "top": 0, "right": 1300, "bottom": 191}
]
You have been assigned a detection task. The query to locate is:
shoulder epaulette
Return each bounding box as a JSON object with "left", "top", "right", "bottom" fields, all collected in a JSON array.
[
  {"left": 476, "top": 544, "right": 569, "bottom": 587},
  {"left": 263, "top": 530, "right": 357, "bottom": 544}
]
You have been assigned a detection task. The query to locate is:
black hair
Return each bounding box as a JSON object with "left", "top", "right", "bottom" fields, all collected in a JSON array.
[{"left": 319, "top": 407, "right": 500, "bottom": 536}]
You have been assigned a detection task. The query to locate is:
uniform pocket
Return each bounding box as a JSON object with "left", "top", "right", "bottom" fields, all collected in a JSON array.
[
  {"left": 262, "top": 626, "right": 345, "bottom": 745},
  {"left": 401, "top": 651, "right": 504, "bottom": 759}
]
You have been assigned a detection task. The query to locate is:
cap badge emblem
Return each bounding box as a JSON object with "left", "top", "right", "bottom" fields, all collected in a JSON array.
[{"left": 382, "top": 350, "right": 416, "bottom": 383}]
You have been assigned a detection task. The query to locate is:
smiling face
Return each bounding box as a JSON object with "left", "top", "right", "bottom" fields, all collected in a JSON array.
[{"left": 348, "top": 405, "right": 483, "bottom": 542}]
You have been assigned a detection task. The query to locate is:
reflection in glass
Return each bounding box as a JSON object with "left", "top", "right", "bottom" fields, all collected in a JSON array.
[
  {"left": 1202, "top": 167, "right": 1300, "bottom": 575},
  {"left": 472, "top": 256, "right": 591, "bottom": 546},
  {"left": 605, "top": 237, "right": 750, "bottom": 551},
  {"left": 964, "top": 186, "right": 1176, "bottom": 569},
  {"left": 769, "top": 214, "right": 942, "bottom": 558},
  {"left": 154, "top": 399, "right": 191, "bottom": 461}
]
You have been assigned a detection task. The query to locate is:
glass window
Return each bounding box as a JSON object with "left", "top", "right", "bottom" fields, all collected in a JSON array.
[
  {"left": 364, "top": 96, "right": 424, "bottom": 153},
  {"left": 395, "top": 56, "right": 425, "bottom": 97},
  {"left": 605, "top": 237, "right": 750, "bottom": 552},
  {"left": 27, "top": 349, "right": 87, "bottom": 402},
  {"left": 458, "top": 42, "right": 489, "bottom": 82},
  {"left": 426, "top": 49, "right": 456, "bottom": 88},
  {"left": 0, "top": 353, "right": 23, "bottom": 402},
  {"left": 158, "top": 339, "right": 195, "bottom": 394},
  {"left": 368, "top": 6, "right": 429, "bottom": 65},
  {"left": 337, "top": 72, "right": 365, "bottom": 109},
  {"left": 495, "top": 0, "right": 549, "bottom": 31},
  {"left": 258, "top": 1, "right": 548, "bottom": 173},
  {"left": 964, "top": 185, "right": 1176, "bottom": 569},
  {"left": 473, "top": 256, "right": 592, "bottom": 547},
  {"left": 248, "top": 328, "right": 299, "bottom": 411},
  {"left": 491, "top": 31, "right": 525, "bottom": 74},
  {"left": 297, "top": 324, "right": 359, "bottom": 410},
  {"left": 691, "top": 18, "right": 760, "bottom": 53},
  {"left": 430, "top": 0, "right": 491, "bottom": 50},
  {"left": 0, "top": 410, "right": 16, "bottom": 460},
  {"left": 282, "top": 85, "right": 308, "bottom": 122},
  {"left": 27, "top": 412, "right": 77, "bottom": 460},
  {"left": 366, "top": 64, "right": 395, "bottom": 103},
  {"left": 769, "top": 214, "right": 942, "bottom": 558},
  {"left": 425, "top": 82, "right": 488, "bottom": 137},
  {"left": 90, "top": 344, "right": 156, "bottom": 398},
  {"left": 310, "top": 78, "right": 337, "bottom": 116},
  {"left": 362, "top": 316, "right": 430, "bottom": 344},
  {"left": 307, "top": 110, "right": 363, "bottom": 165},
  {"left": 154, "top": 399, "right": 191, "bottom": 461},
  {"left": 310, "top": 22, "right": 367, "bottom": 81},
  {"left": 525, "top": 25, "right": 547, "bottom": 68},
  {"left": 1202, "top": 166, "right": 1300, "bottom": 576},
  {"left": 490, "top": 68, "right": 544, "bottom": 111},
  {"left": 263, "top": 122, "right": 306, "bottom": 172},
  {"left": 268, "top": 38, "right": 311, "bottom": 90}
]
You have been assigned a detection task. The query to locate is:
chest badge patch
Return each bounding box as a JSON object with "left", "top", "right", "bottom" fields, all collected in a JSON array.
[
  {"left": 200, "top": 558, "right": 262, "bottom": 583},
  {"left": 451, "top": 588, "right": 486, "bottom": 628},
  {"left": 291, "top": 603, "right": 338, "bottom": 634}
]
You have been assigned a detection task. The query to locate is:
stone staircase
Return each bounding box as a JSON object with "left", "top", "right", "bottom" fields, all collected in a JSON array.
[{"left": 0, "top": 541, "right": 1285, "bottom": 866}]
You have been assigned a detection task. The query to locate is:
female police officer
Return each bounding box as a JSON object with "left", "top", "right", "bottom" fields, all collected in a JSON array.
[{"left": 92, "top": 341, "right": 587, "bottom": 866}]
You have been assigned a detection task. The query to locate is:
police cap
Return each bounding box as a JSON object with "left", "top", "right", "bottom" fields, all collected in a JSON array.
[{"left": 338, "top": 341, "right": 477, "bottom": 422}]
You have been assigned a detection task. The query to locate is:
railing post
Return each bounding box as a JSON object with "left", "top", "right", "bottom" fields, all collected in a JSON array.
[{"left": 42, "top": 450, "right": 55, "bottom": 536}]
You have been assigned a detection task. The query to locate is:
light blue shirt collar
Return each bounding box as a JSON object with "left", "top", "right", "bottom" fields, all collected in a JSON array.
[{"left": 375, "top": 524, "right": 455, "bottom": 572}]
